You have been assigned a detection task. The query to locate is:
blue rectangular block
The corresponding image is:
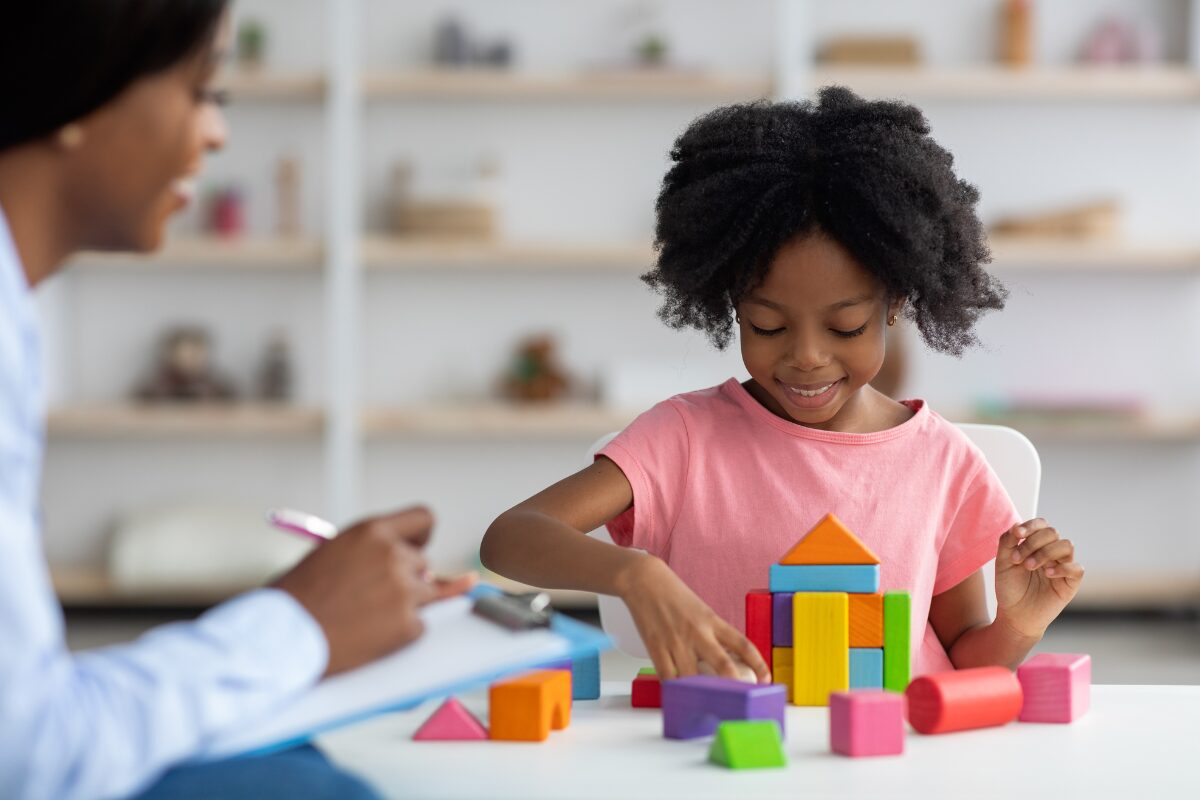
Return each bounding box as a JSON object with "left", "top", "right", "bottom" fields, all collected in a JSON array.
[
  {"left": 571, "top": 650, "right": 601, "bottom": 700},
  {"left": 771, "top": 592, "right": 793, "bottom": 646},
  {"left": 849, "top": 648, "right": 883, "bottom": 690},
  {"left": 768, "top": 564, "right": 879, "bottom": 593}
]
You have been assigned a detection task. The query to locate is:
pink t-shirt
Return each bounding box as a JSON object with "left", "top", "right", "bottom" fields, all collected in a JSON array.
[{"left": 599, "top": 379, "right": 1020, "bottom": 676}]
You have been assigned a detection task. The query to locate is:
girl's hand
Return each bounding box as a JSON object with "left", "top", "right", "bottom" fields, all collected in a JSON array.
[
  {"left": 994, "top": 518, "right": 1084, "bottom": 637},
  {"left": 615, "top": 555, "right": 771, "bottom": 684}
]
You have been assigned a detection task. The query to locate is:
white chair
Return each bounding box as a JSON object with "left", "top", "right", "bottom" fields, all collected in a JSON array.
[{"left": 586, "top": 423, "right": 1041, "bottom": 659}]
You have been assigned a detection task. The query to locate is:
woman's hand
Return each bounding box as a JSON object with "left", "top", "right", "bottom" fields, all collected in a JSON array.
[
  {"left": 614, "top": 555, "right": 770, "bottom": 684},
  {"left": 994, "top": 518, "right": 1084, "bottom": 638}
]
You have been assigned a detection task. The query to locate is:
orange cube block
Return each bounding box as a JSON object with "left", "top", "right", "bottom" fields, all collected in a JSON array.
[
  {"left": 849, "top": 593, "right": 883, "bottom": 648},
  {"left": 489, "top": 670, "right": 572, "bottom": 742}
]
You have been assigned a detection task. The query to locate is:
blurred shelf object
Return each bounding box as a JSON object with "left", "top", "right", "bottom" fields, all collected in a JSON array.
[
  {"left": 479, "top": 569, "right": 598, "bottom": 611},
  {"left": 363, "top": 403, "right": 637, "bottom": 439},
  {"left": 362, "top": 236, "right": 654, "bottom": 271},
  {"left": 363, "top": 69, "right": 772, "bottom": 101},
  {"left": 988, "top": 236, "right": 1200, "bottom": 272},
  {"left": 960, "top": 412, "right": 1200, "bottom": 443},
  {"left": 52, "top": 565, "right": 246, "bottom": 609},
  {"left": 811, "top": 66, "right": 1200, "bottom": 102},
  {"left": 77, "top": 237, "right": 324, "bottom": 270},
  {"left": 222, "top": 70, "right": 326, "bottom": 102},
  {"left": 47, "top": 404, "right": 325, "bottom": 439}
]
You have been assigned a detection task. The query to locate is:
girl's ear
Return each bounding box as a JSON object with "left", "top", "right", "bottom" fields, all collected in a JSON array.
[{"left": 887, "top": 296, "right": 906, "bottom": 323}]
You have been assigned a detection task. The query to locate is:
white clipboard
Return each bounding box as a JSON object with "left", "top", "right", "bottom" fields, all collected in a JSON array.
[{"left": 200, "top": 587, "right": 611, "bottom": 760}]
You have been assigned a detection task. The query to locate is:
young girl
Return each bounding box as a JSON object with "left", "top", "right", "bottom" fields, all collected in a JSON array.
[{"left": 481, "top": 87, "right": 1083, "bottom": 684}]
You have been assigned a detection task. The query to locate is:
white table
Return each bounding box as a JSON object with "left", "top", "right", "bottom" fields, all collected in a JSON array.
[{"left": 319, "top": 683, "right": 1199, "bottom": 799}]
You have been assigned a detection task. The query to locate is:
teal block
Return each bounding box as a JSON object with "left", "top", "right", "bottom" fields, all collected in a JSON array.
[
  {"left": 849, "top": 648, "right": 883, "bottom": 689},
  {"left": 572, "top": 650, "right": 600, "bottom": 700},
  {"left": 768, "top": 564, "right": 879, "bottom": 593}
]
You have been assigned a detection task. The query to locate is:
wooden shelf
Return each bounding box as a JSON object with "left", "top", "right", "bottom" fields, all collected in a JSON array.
[
  {"left": 47, "top": 404, "right": 325, "bottom": 439},
  {"left": 811, "top": 66, "right": 1200, "bottom": 102},
  {"left": 52, "top": 566, "right": 245, "bottom": 608},
  {"left": 1070, "top": 571, "right": 1200, "bottom": 610},
  {"left": 988, "top": 236, "right": 1200, "bottom": 272},
  {"left": 362, "top": 237, "right": 654, "bottom": 271},
  {"left": 77, "top": 237, "right": 323, "bottom": 270},
  {"left": 363, "top": 403, "right": 636, "bottom": 439},
  {"left": 363, "top": 68, "right": 771, "bottom": 101},
  {"left": 222, "top": 70, "right": 326, "bottom": 102},
  {"left": 960, "top": 413, "right": 1200, "bottom": 443}
]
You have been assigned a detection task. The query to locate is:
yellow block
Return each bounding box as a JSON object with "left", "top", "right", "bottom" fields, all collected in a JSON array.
[
  {"left": 773, "top": 665, "right": 794, "bottom": 703},
  {"left": 772, "top": 647, "right": 793, "bottom": 668},
  {"left": 792, "top": 592, "right": 849, "bottom": 706}
]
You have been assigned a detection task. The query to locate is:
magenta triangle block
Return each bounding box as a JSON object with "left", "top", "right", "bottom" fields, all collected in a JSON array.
[{"left": 413, "top": 698, "right": 488, "bottom": 741}]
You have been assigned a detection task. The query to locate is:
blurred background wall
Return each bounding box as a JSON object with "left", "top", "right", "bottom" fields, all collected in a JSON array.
[{"left": 39, "top": 1, "right": 1200, "bottom": 627}]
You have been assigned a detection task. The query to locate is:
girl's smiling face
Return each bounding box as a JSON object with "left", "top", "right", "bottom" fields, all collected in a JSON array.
[{"left": 736, "top": 230, "right": 903, "bottom": 432}]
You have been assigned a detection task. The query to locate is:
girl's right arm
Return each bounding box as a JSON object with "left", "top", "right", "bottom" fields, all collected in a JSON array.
[{"left": 480, "top": 456, "right": 770, "bottom": 683}]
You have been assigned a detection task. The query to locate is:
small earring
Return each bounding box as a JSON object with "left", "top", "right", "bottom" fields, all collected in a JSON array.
[
  {"left": 57, "top": 123, "right": 85, "bottom": 150},
  {"left": 888, "top": 315, "right": 897, "bottom": 327},
  {"left": 735, "top": 314, "right": 742, "bottom": 324}
]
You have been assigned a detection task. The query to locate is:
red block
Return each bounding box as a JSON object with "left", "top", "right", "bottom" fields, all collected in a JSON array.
[
  {"left": 632, "top": 672, "right": 662, "bottom": 708},
  {"left": 745, "top": 589, "right": 773, "bottom": 675},
  {"left": 905, "top": 667, "right": 1023, "bottom": 735}
]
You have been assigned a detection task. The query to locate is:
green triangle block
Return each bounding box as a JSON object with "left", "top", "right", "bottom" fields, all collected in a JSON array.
[
  {"left": 637, "top": 667, "right": 657, "bottom": 677},
  {"left": 708, "top": 721, "right": 787, "bottom": 770}
]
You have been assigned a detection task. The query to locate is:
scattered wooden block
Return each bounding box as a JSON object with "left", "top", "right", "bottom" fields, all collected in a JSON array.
[
  {"left": 413, "top": 697, "right": 488, "bottom": 741},
  {"left": 848, "top": 592, "right": 883, "bottom": 648},
  {"left": 708, "top": 720, "right": 787, "bottom": 769},
  {"left": 850, "top": 648, "right": 884, "bottom": 690},
  {"left": 771, "top": 591, "right": 793, "bottom": 646},
  {"left": 489, "top": 670, "right": 572, "bottom": 742},
  {"left": 791, "top": 592, "right": 849, "bottom": 706},
  {"left": 745, "top": 589, "right": 773, "bottom": 674},
  {"left": 778, "top": 513, "right": 881, "bottom": 565},
  {"left": 571, "top": 650, "right": 601, "bottom": 701},
  {"left": 1017, "top": 653, "right": 1091, "bottom": 723},
  {"left": 661, "top": 676, "right": 787, "bottom": 740},
  {"left": 632, "top": 667, "right": 662, "bottom": 708},
  {"left": 829, "top": 690, "right": 905, "bottom": 757},
  {"left": 769, "top": 564, "right": 879, "bottom": 593},
  {"left": 906, "top": 667, "right": 1023, "bottom": 735},
  {"left": 883, "top": 591, "right": 911, "bottom": 692}
]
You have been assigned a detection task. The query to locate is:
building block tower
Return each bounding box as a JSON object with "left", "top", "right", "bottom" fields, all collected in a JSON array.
[{"left": 745, "top": 513, "right": 912, "bottom": 706}]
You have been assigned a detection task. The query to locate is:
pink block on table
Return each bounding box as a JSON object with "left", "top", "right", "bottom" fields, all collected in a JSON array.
[
  {"left": 829, "top": 690, "right": 905, "bottom": 757},
  {"left": 413, "top": 697, "right": 488, "bottom": 741},
  {"left": 1017, "top": 653, "right": 1091, "bottom": 723}
]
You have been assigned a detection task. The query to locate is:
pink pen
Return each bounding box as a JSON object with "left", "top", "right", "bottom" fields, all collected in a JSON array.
[{"left": 267, "top": 507, "right": 339, "bottom": 542}]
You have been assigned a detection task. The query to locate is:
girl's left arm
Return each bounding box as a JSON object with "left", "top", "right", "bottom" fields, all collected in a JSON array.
[{"left": 930, "top": 518, "right": 1084, "bottom": 670}]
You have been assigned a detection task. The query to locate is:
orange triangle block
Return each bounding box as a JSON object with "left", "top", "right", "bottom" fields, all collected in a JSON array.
[
  {"left": 413, "top": 698, "right": 488, "bottom": 741},
  {"left": 778, "top": 513, "right": 880, "bottom": 566}
]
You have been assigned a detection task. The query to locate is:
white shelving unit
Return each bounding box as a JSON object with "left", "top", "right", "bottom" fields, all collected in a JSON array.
[{"left": 40, "top": 0, "right": 1200, "bottom": 609}]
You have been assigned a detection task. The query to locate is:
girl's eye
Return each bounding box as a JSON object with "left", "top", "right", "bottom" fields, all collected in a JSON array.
[
  {"left": 195, "top": 87, "right": 230, "bottom": 107},
  {"left": 750, "top": 324, "right": 785, "bottom": 337},
  {"left": 831, "top": 322, "right": 869, "bottom": 339}
]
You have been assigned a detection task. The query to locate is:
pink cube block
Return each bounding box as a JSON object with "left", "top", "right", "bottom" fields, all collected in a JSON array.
[
  {"left": 829, "top": 690, "right": 905, "bottom": 757},
  {"left": 1017, "top": 653, "right": 1091, "bottom": 723}
]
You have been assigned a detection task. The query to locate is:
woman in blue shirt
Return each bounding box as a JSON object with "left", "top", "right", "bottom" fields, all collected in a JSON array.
[{"left": 0, "top": 3, "right": 471, "bottom": 798}]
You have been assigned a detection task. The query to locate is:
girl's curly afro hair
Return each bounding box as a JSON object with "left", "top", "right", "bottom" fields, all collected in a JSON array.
[{"left": 642, "top": 86, "right": 1005, "bottom": 356}]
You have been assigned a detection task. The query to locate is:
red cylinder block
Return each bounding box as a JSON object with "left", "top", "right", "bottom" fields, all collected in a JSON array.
[{"left": 905, "top": 667, "right": 1023, "bottom": 734}]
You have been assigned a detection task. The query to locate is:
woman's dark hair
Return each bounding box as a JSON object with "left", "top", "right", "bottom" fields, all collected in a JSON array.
[
  {"left": 0, "top": 0, "right": 229, "bottom": 152},
  {"left": 643, "top": 86, "right": 1005, "bottom": 356}
]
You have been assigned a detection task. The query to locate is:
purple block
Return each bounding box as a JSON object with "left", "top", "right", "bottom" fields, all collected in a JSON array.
[
  {"left": 661, "top": 676, "right": 787, "bottom": 740},
  {"left": 772, "top": 592, "right": 793, "bottom": 646}
]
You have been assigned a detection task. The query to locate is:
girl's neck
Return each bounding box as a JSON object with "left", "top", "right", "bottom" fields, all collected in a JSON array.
[{"left": 0, "top": 150, "right": 78, "bottom": 287}]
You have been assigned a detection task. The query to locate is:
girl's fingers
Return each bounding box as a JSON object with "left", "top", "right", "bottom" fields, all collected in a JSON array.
[
  {"left": 672, "top": 640, "right": 699, "bottom": 678},
  {"left": 1011, "top": 526, "right": 1061, "bottom": 565},
  {"left": 996, "top": 527, "right": 1022, "bottom": 564},
  {"left": 1045, "top": 560, "right": 1085, "bottom": 581},
  {"left": 1024, "top": 539, "right": 1074, "bottom": 571},
  {"left": 717, "top": 625, "right": 771, "bottom": 683},
  {"left": 696, "top": 635, "right": 739, "bottom": 680},
  {"left": 648, "top": 642, "right": 678, "bottom": 681}
]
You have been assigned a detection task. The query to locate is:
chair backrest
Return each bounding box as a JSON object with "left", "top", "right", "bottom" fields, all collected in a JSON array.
[{"left": 586, "top": 423, "right": 1041, "bottom": 659}]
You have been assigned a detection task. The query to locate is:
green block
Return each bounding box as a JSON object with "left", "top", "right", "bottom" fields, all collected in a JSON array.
[
  {"left": 708, "top": 721, "right": 787, "bottom": 770},
  {"left": 883, "top": 591, "right": 911, "bottom": 693},
  {"left": 638, "top": 667, "right": 657, "bottom": 677}
]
